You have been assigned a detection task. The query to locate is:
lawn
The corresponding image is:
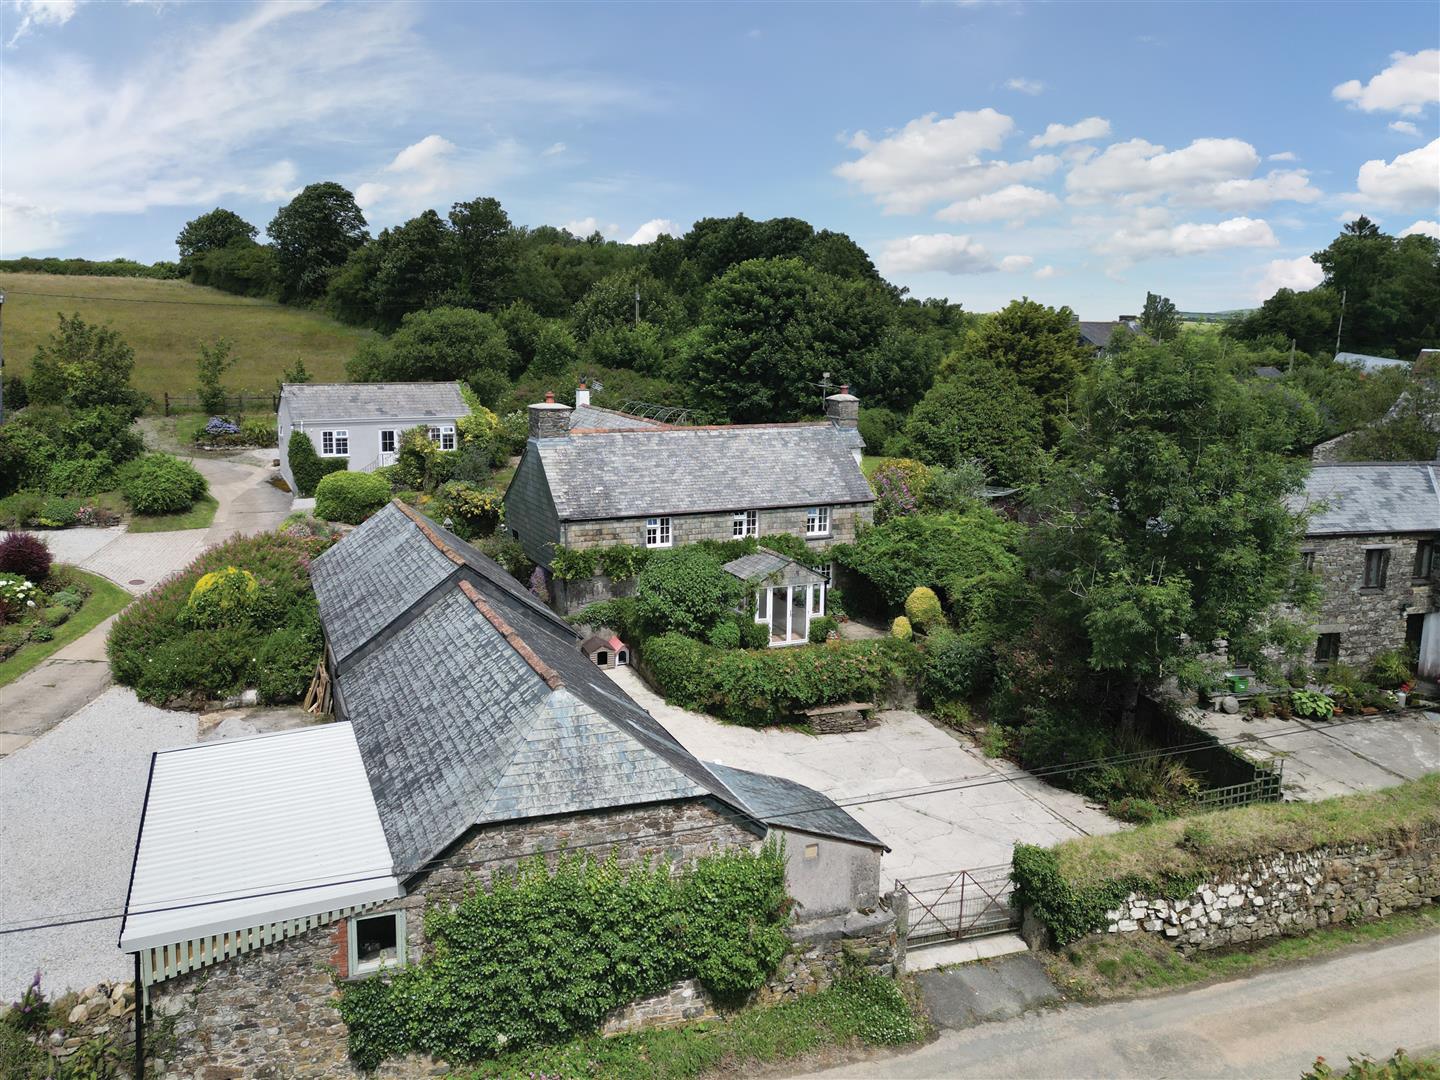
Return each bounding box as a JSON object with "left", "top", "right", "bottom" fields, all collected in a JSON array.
[
  {"left": 126, "top": 494, "right": 219, "bottom": 534},
  {"left": 1046, "top": 904, "right": 1440, "bottom": 1002},
  {"left": 0, "top": 569, "right": 131, "bottom": 687},
  {"left": 0, "top": 272, "right": 376, "bottom": 408}
]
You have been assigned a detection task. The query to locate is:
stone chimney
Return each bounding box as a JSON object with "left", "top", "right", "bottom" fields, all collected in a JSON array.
[
  {"left": 824, "top": 385, "right": 859, "bottom": 429},
  {"left": 528, "top": 391, "right": 573, "bottom": 440},
  {"left": 575, "top": 382, "right": 591, "bottom": 408}
]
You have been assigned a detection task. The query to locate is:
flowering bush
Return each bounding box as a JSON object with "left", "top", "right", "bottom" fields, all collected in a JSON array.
[
  {"left": 0, "top": 573, "right": 40, "bottom": 612},
  {"left": 440, "top": 482, "right": 504, "bottom": 538},
  {"left": 204, "top": 416, "right": 241, "bottom": 437},
  {"left": 9, "top": 970, "right": 48, "bottom": 1033}
]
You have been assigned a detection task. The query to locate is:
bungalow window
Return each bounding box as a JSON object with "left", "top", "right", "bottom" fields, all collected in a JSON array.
[
  {"left": 1315, "top": 633, "right": 1340, "bottom": 665},
  {"left": 1415, "top": 540, "right": 1434, "bottom": 581},
  {"left": 805, "top": 506, "right": 830, "bottom": 537},
  {"left": 349, "top": 911, "right": 405, "bottom": 977},
  {"left": 1363, "top": 548, "right": 1390, "bottom": 590},
  {"left": 427, "top": 424, "right": 457, "bottom": 451},
  {"left": 732, "top": 510, "right": 758, "bottom": 538},
  {"left": 320, "top": 429, "right": 349, "bottom": 457},
  {"left": 645, "top": 516, "right": 672, "bottom": 548}
]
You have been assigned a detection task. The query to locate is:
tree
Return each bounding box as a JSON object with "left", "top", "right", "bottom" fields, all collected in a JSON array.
[
  {"left": 279, "top": 357, "right": 312, "bottom": 393},
  {"left": 959, "top": 298, "right": 1092, "bottom": 443},
  {"left": 1224, "top": 287, "right": 1340, "bottom": 355},
  {"left": 176, "top": 208, "right": 258, "bottom": 275},
  {"left": 346, "top": 307, "right": 514, "bottom": 383},
  {"left": 1341, "top": 381, "right": 1440, "bottom": 461},
  {"left": 27, "top": 313, "right": 144, "bottom": 414},
  {"left": 1139, "top": 291, "right": 1181, "bottom": 342},
  {"left": 1030, "top": 334, "right": 1313, "bottom": 709},
  {"left": 571, "top": 268, "right": 685, "bottom": 340},
  {"left": 634, "top": 547, "right": 743, "bottom": 638},
  {"left": 195, "top": 337, "right": 236, "bottom": 415},
  {"left": 449, "top": 196, "right": 519, "bottom": 311},
  {"left": 528, "top": 321, "right": 579, "bottom": 379},
  {"left": 267, "top": 182, "right": 369, "bottom": 303},
  {"left": 899, "top": 358, "right": 1046, "bottom": 488},
  {"left": 368, "top": 210, "right": 458, "bottom": 327}
]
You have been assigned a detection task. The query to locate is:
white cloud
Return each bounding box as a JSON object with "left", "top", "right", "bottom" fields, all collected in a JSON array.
[
  {"left": 1185, "top": 169, "right": 1321, "bottom": 210},
  {"left": 1332, "top": 50, "right": 1439, "bottom": 116},
  {"left": 1067, "top": 136, "right": 1259, "bottom": 200},
  {"left": 626, "top": 217, "right": 684, "bottom": 244},
  {"left": 1389, "top": 120, "right": 1421, "bottom": 137},
  {"left": 542, "top": 142, "right": 567, "bottom": 156},
  {"left": 1401, "top": 219, "right": 1440, "bottom": 239},
  {"left": 1252, "top": 255, "right": 1323, "bottom": 301},
  {"left": 356, "top": 133, "right": 525, "bottom": 219},
  {"left": 563, "top": 217, "right": 619, "bottom": 238},
  {"left": 387, "top": 134, "right": 455, "bottom": 173},
  {"left": 999, "top": 254, "right": 1033, "bottom": 272},
  {"left": 934, "top": 183, "right": 1058, "bottom": 225},
  {"left": 1354, "top": 138, "right": 1440, "bottom": 208},
  {"left": 6, "top": 0, "right": 77, "bottom": 46},
  {"left": 879, "top": 233, "right": 996, "bottom": 274},
  {"left": 1099, "top": 213, "right": 1277, "bottom": 260},
  {"left": 1005, "top": 76, "right": 1045, "bottom": 95},
  {"left": 1034, "top": 264, "right": 1058, "bottom": 279},
  {"left": 1267, "top": 151, "right": 1298, "bottom": 162},
  {"left": 835, "top": 109, "right": 1065, "bottom": 214},
  {"left": 1029, "top": 116, "right": 1111, "bottom": 148}
]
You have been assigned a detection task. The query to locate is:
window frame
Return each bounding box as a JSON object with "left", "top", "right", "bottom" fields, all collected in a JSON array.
[
  {"left": 379, "top": 429, "right": 397, "bottom": 455},
  {"left": 805, "top": 506, "right": 831, "bottom": 538},
  {"left": 1315, "top": 632, "right": 1341, "bottom": 666},
  {"left": 645, "top": 516, "right": 673, "bottom": 549},
  {"left": 1363, "top": 548, "right": 1390, "bottom": 590},
  {"left": 428, "top": 424, "right": 457, "bottom": 452},
  {"left": 319, "top": 429, "right": 349, "bottom": 458},
  {"left": 732, "top": 509, "right": 758, "bottom": 539},
  {"left": 1415, "top": 539, "right": 1435, "bottom": 582},
  {"left": 348, "top": 910, "right": 406, "bottom": 978}
]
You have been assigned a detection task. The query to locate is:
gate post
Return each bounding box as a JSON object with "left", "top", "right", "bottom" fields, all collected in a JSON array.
[
  {"left": 891, "top": 886, "right": 909, "bottom": 972},
  {"left": 956, "top": 873, "right": 966, "bottom": 941}
]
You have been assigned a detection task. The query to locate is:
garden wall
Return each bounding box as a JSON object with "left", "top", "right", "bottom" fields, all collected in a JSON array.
[{"left": 1096, "top": 834, "right": 1438, "bottom": 953}]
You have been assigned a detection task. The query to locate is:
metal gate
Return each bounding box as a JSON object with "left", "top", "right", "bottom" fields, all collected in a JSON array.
[{"left": 896, "top": 863, "right": 1017, "bottom": 945}]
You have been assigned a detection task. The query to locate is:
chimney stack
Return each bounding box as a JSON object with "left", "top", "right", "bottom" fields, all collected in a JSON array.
[
  {"left": 528, "top": 391, "right": 573, "bottom": 440},
  {"left": 575, "top": 382, "right": 591, "bottom": 408},
  {"left": 824, "top": 384, "right": 859, "bottom": 430}
]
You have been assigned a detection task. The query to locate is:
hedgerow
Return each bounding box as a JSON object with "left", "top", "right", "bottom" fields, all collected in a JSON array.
[
  {"left": 338, "top": 843, "right": 790, "bottom": 1071},
  {"left": 287, "top": 431, "right": 346, "bottom": 497},
  {"left": 314, "top": 470, "right": 391, "bottom": 524}
]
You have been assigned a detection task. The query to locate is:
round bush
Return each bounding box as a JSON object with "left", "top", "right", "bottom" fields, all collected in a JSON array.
[
  {"left": 314, "top": 471, "right": 392, "bottom": 525},
  {"left": 120, "top": 453, "right": 207, "bottom": 514},
  {"left": 0, "top": 532, "right": 52, "bottom": 582},
  {"left": 808, "top": 615, "right": 839, "bottom": 644},
  {"left": 891, "top": 615, "right": 912, "bottom": 640},
  {"left": 51, "top": 590, "right": 84, "bottom": 611},
  {"left": 707, "top": 620, "right": 741, "bottom": 649},
  {"left": 184, "top": 566, "right": 260, "bottom": 628},
  {"left": 904, "top": 586, "right": 944, "bottom": 631},
  {"left": 921, "top": 629, "right": 992, "bottom": 703}
]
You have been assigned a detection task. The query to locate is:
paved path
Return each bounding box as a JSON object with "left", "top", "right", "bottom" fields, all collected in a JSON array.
[
  {"left": 605, "top": 668, "right": 1123, "bottom": 883},
  {"left": 798, "top": 932, "right": 1440, "bottom": 1079}
]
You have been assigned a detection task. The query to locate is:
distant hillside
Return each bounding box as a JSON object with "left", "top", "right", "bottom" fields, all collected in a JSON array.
[
  {"left": 1179, "top": 309, "right": 1253, "bottom": 323},
  {"left": 0, "top": 273, "right": 376, "bottom": 409}
]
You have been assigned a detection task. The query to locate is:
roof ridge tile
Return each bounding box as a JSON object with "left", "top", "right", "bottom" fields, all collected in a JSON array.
[{"left": 457, "top": 579, "right": 564, "bottom": 690}]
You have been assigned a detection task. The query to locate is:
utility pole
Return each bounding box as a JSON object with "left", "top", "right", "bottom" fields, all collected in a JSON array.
[
  {"left": 1334, "top": 288, "right": 1347, "bottom": 355},
  {"left": 634, "top": 286, "right": 640, "bottom": 328}
]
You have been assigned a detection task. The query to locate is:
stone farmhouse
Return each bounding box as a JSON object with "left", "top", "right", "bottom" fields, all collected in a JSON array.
[
  {"left": 277, "top": 381, "right": 467, "bottom": 492},
  {"left": 504, "top": 385, "right": 875, "bottom": 615},
  {"left": 1291, "top": 462, "right": 1440, "bottom": 681},
  {"left": 118, "top": 502, "right": 894, "bottom": 1077}
]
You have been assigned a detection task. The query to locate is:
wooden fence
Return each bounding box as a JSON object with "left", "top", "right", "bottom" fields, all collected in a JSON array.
[{"left": 161, "top": 391, "right": 279, "bottom": 416}]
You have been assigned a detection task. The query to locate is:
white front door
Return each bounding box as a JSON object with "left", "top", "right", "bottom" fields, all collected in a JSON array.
[{"left": 378, "top": 429, "right": 398, "bottom": 467}]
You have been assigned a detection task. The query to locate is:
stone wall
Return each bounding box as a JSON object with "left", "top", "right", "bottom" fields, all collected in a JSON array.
[
  {"left": 1096, "top": 834, "right": 1439, "bottom": 954},
  {"left": 13, "top": 980, "right": 137, "bottom": 1072},
  {"left": 1298, "top": 532, "right": 1435, "bottom": 666},
  {"left": 803, "top": 702, "right": 878, "bottom": 735}
]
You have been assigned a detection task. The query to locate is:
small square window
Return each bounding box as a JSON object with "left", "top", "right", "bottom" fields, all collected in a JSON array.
[
  {"left": 320, "top": 430, "right": 348, "bottom": 457},
  {"left": 804, "top": 843, "right": 820, "bottom": 860},
  {"left": 349, "top": 912, "right": 405, "bottom": 976},
  {"left": 806, "top": 506, "right": 830, "bottom": 537},
  {"left": 732, "top": 510, "right": 758, "bottom": 539},
  {"left": 1363, "top": 549, "right": 1390, "bottom": 589},
  {"left": 645, "top": 516, "right": 672, "bottom": 548},
  {"left": 1315, "top": 633, "right": 1340, "bottom": 665},
  {"left": 428, "top": 425, "right": 457, "bottom": 451}
]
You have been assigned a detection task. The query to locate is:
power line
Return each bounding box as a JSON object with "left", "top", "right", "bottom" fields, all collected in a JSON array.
[{"left": 0, "top": 712, "right": 1364, "bottom": 939}]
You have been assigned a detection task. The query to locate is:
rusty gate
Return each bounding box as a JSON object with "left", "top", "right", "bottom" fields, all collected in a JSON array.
[{"left": 896, "top": 863, "right": 1017, "bottom": 944}]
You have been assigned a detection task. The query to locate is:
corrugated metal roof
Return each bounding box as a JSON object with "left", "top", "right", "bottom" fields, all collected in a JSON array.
[
  {"left": 1334, "top": 352, "right": 1411, "bottom": 374},
  {"left": 119, "top": 724, "right": 399, "bottom": 951},
  {"left": 1293, "top": 462, "right": 1440, "bottom": 536},
  {"left": 281, "top": 381, "right": 467, "bottom": 423}
]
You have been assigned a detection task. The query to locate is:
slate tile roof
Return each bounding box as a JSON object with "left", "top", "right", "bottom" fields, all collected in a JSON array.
[
  {"left": 310, "top": 501, "right": 882, "bottom": 877},
  {"left": 535, "top": 423, "right": 874, "bottom": 520},
  {"left": 1292, "top": 462, "right": 1440, "bottom": 537},
  {"left": 707, "top": 764, "right": 887, "bottom": 850},
  {"left": 723, "top": 551, "right": 825, "bottom": 587},
  {"left": 1077, "top": 320, "right": 1138, "bottom": 349},
  {"left": 570, "top": 404, "right": 664, "bottom": 431},
  {"left": 281, "top": 381, "right": 467, "bottom": 423}
]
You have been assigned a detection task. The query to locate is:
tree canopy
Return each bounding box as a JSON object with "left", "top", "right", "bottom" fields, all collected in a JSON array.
[
  {"left": 267, "top": 182, "right": 370, "bottom": 303},
  {"left": 176, "top": 208, "right": 258, "bottom": 274}
]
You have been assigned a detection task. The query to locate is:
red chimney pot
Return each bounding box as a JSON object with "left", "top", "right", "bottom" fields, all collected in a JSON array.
[{"left": 544, "top": 391, "right": 555, "bottom": 404}]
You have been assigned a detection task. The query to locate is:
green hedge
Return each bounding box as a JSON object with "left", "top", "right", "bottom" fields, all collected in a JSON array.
[
  {"left": 118, "top": 453, "right": 207, "bottom": 515},
  {"left": 314, "top": 471, "right": 391, "bottom": 525},
  {"left": 1014, "top": 774, "right": 1440, "bottom": 945},
  {"left": 287, "top": 431, "right": 347, "bottom": 497},
  {"left": 338, "top": 843, "right": 790, "bottom": 1071}
]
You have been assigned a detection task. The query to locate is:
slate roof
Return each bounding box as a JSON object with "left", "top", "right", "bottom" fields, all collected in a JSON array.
[
  {"left": 1334, "top": 352, "right": 1411, "bottom": 374},
  {"left": 1292, "top": 463, "right": 1440, "bottom": 537},
  {"left": 1253, "top": 365, "right": 1284, "bottom": 380},
  {"left": 1077, "top": 320, "right": 1138, "bottom": 349},
  {"left": 723, "top": 550, "right": 825, "bottom": 587},
  {"left": 311, "top": 501, "right": 880, "bottom": 876},
  {"left": 570, "top": 403, "right": 664, "bottom": 431},
  {"left": 707, "top": 764, "right": 887, "bottom": 850},
  {"left": 534, "top": 424, "right": 874, "bottom": 521},
  {"left": 281, "top": 381, "right": 467, "bottom": 423}
]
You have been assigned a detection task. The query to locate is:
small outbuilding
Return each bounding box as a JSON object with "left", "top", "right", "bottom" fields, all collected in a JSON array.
[
  {"left": 581, "top": 632, "right": 629, "bottom": 668},
  {"left": 723, "top": 550, "right": 828, "bottom": 647}
]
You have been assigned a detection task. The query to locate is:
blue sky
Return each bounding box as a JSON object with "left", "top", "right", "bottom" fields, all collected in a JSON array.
[{"left": 2, "top": 0, "right": 1436, "bottom": 317}]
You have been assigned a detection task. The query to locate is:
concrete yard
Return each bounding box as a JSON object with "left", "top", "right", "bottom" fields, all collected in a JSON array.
[
  {"left": 1192, "top": 708, "right": 1440, "bottom": 800},
  {"left": 606, "top": 667, "right": 1123, "bottom": 885}
]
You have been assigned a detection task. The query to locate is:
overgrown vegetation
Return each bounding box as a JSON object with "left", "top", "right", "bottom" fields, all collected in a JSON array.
[{"left": 0, "top": 563, "right": 129, "bottom": 687}]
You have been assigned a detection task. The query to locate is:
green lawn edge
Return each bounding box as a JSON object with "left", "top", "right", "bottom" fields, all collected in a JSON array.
[
  {"left": 0, "top": 569, "right": 131, "bottom": 687},
  {"left": 126, "top": 494, "right": 219, "bottom": 534}
]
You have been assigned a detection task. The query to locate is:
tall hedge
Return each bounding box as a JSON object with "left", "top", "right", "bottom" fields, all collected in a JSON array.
[
  {"left": 287, "top": 430, "right": 346, "bottom": 497},
  {"left": 314, "top": 471, "right": 391, "bottom": 524}
]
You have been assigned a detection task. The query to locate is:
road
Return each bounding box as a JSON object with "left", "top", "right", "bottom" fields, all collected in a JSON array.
[{"left": 799, "top": 932, "right": 1440, "bottom": 1079}]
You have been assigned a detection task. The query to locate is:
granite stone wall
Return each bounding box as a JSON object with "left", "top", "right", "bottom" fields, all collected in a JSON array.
[
  {"left": 1096, "top": 834, "right": 1439, "bottom": 954},
  {"left": 1299, "top": 532, "right": 1435, "bottom": 666}
]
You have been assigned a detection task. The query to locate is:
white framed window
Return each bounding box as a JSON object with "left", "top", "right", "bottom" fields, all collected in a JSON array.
[
  {"left": 427, "top": 424, "right": 457, "bottom": 451},
  {"left": 732, "top": 509, "right": 758, "bottom": 538},
  {"left": 645, "top": 516, "right": 672, "bottom": 548},
  {"left": 805, "top": 506, "right": 830, "bottom": 537},
  {"left": 348, "top": 911, "right": 405, "bottom": 977},
  {"left": 755, "top": 589, "right": 770, "bottom": 623},
  {"left": 320, "top": 429, "right": 349, "bottom": 457},
  {"left": 379, "top": 429, "right": 397, "bottom": 454}
]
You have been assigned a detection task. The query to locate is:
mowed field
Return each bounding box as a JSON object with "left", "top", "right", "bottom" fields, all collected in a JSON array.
[{"left": 0, "top": 273, "right": 376, "bottom": 407}]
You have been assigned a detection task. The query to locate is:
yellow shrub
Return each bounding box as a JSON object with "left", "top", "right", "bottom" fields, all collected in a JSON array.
[
  {"left": 904, "top": 586, "right": 944, "bottom": 630},
  {"left": 185, "top": 566, "right": 260, "bottom": 627},
  {"left": 891, "top": 615, "right": 913, "bottom": 640}
]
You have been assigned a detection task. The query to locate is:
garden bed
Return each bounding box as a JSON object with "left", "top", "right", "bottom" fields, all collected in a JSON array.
[
  {"left": 0, "top": 567, "right": 131, "bottom": 688},
  {"left": 125, "top": 493, "right": 219, "bottom": 533}
]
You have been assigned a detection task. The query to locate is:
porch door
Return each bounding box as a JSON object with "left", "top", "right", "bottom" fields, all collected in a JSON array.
[
  {"left": 1419, "top": 612, "right": 1440, "bottom": 682},
  {"left": 378, "top": 429, "right": 398, "bottom": 467}
]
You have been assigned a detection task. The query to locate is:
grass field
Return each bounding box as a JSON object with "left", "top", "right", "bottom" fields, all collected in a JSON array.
[{"left": 0, "top": 273, "right": 376, "bottom": 409}]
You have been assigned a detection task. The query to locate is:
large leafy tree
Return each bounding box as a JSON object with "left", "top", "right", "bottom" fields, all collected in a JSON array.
[
  {"left": 449, "top": 196, "right": 519, "bottom": 311},
  {"left": 27, "top": 313, "right": 145, "bottom": 414},
  {"left": 369, "top": 210, "right": 458, "bottom": 327},
  {"left": 899, "top": 358, "right": 1046, "bottom": 488},
  {"left": 1030, "top": 334, "right": 1313, "bottom": 705},
  {"left": 346, "top": 307, "right": 515, "bottom": 383},
  {"left": 176, "top": 208, "right": 258, "bottom": 274},
  {"left": 570, "top": 267, "right": 685, "bottom": 340},
  {"left": 1139, "top": 291, "right": 1181, "bottom": 342},
  {"left": 267, "top": 182, "right": 369, "bottom": 303}
]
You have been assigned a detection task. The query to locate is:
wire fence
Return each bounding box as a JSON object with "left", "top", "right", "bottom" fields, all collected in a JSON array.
[{"left": 161, "top": 391, "right": 279, "bottom": 417}]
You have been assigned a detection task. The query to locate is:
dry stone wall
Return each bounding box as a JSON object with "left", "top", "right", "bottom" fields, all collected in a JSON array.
[{"left": 1100, "top": 835, "right": 1439, "bottom": 953}]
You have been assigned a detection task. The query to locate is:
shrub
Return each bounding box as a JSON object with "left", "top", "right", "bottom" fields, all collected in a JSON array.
[
  {"left": 287, "top": 431, "right": 346, "bottom": 497},
  {"left": 0, "top": 574, "right": 40, "bottom": 613},
  {"left": 45, "top": 453, "right": 118, "bottom": 497},
  {"left": 42, "top": 606, "right": 70, "bottom": 628},
  {"left": 708, "top": 620, "right": 742, "bottom": 649},
  {"left": 597, "top": 544, "right": 650, "bottom": 581},
  {"left": 0, "top": 533, "right": 52, "bottom": 582},
  {"left": 1291, "top": 689, "right": 1335, "bottom": 719},
  {"left": 904, "top": 586, "right": 944, "bottom": 631},
  {"left": 921, "top": 629, "right": 991, "bottom": 703},
  {"left": 1304, "top": 1049, "right": 1440, "bottom": 1080},
  {"left": 51, "top": 590, "right": 83, "bottom": 611},
  {"left": 634, "top": 547, "right": 743, "bottom": 638},
  {"left": 30, "top": 625, "right": 53, "bottom": 643},
  {"left": 0, "top": 493, "right": 43, "bottom": 529},
  {"left": 808, "top": 615, "right": 839, "bottom": 643},
  {"left": 740, "top": 620, "right": 771, "bottom": 649},
  {"left": 119, "top": 454, "right": 207, "bottom": 514},
  {"left": 36, "top": 496, "right": 80, "bottom": 528},
  {"left": 549, "top": 545, "right": 598, "bottom": 581},
  {"left": 257, "top": 625, "right": 322, "bottom": 704},
  {"left": 870, "top": 459, "right": 930, "bottom": 523},
  {"left": 441, "top": 483, "right": 504, "bottom": 538},
  {"left": 315, "top": 471, "right": 391, "bottom": 525},
  {"left": 1368, "top": 648, "right": 1414, "bottom": 688},
  {"left": 183, "top": 566, "right": 260, "bottom": 628},
  {"left": 891, "top": 616, "right": 912, "bottom": 640}
]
